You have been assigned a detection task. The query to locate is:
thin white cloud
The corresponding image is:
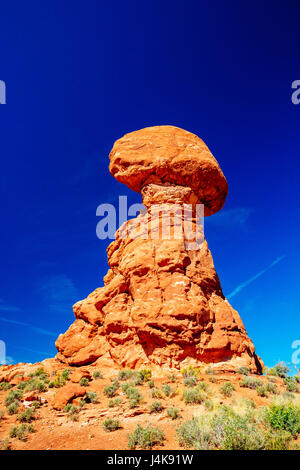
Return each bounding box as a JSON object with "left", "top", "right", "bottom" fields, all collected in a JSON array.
[
  {"left": 38, "top": 274, "right": 78, "bottom": 313},
  {"left": 206, "top": 208, "right": 253, "bottom": 229},
  {"left": 0, "top": 316, "right": 57, "bottom": 337},
  {"left": 0, "top": 299, "right": 21, "bottom": 312},
  {"left": 227, "top": 255, "right": 285, "bottom": 300}
]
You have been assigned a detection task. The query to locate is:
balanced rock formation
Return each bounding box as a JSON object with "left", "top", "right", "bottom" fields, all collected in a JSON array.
[{"left": 55, "top": 126, "right": 263, "bottom": 374}]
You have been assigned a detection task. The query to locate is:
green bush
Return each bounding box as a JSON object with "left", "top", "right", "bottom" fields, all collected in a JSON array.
[
  {"left": 256, "top": 385, "right": 268, "bottom": 397},
  {"left": 162, "top": 384, "right": 175, "bottom": 397},
  {"left": 109, "top": 398, "right": 122, "bottom": 408},
  {"left": 204, "top": 399, "right": 214, "bottom": 411},
  {"left": 118, "top": 370, "right": 134, "bottom": 381},
  {"left": 61, "top": 369, "right": 71, "bottom": 381},
  {"left": 103, "top": 418, "right": 120, "bottom": 432},
  {"left": 127, "top": 424, "right": 165, "bottom": 449},
  {"left": 0, "top": 382, "right": 12, "bottom": 391},
  {"left": 168, "top": 373, "right": 177, "bottom": 383},
  {"left": 265, "top": 403, "right": 300, "bottom": 436},
  {"left": 5, "top": 389, "right": 23, "bottom": 407},
  {"left": 64, "top": 404, "right": 79, "bottom": 421},
  {"left": 239, "top": 377, "right": 262, "bottom": 390},
  {"left": 183, "top": 386, "right": 205, "bottom": 405},
  {"left": 79, "top": 377, "right": 89, "bottom": 387},
  {"left": 149, "top": 401, "right": 163, "bottom": 413},
  {"left": 167, "top": 407, "right": 180, "bottom": 420},
  {"left": 183, "top": 376, "right": 198, "bottom": 387},
  {"left": 148, "top": 380, "right": 155, "bottom": 389},
  {"left": 237, "top": 367, "right": 250, "bottom": 375},
  {"left": 266, "top": 382, "right": 278, "bottom": 395},
  {"left": 93, "top": 371, "right": 102, "bottom": 379},
  {"left": 104, "top": 382, "right": 119, "bottom": 398},
  {"left": 9, "top": 424, "right": 28, "bottom": 441},
  {"left": 221, "top": 382, "right": 235, "bottom": 397},
  {"left": 18, "top": 408, "right": 35, "bottom": 423},
  {"left": 267, "top": 362, "right": 289, "bottom": 379},
  {"left": 151, "top": 387, "right": 162, "bottom": 399},
  {"left": 85, "top": 392, "right": 98, "bottom": 403},
  {"left": 177, "top": 407, "right": 266, "bottom": 450},
  {"left": 264, "top": 430, "right": 292, "bottom": 450},
  {"left": 284, "top": 378, "right": 298, "bottom": 393},
  {"left": 124, "top": 386, "right": 142, "bottom": 408},
  {"left": 7, "top": 402, "right": 19, "bottom": 415}
]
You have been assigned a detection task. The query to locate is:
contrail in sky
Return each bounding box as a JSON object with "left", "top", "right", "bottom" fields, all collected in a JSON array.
[
  {"left": 0, "top": 316, "right": 57, "bottom": 337},
  {"left": 226, "top": 255, "right": 285, "bottom": 300}
]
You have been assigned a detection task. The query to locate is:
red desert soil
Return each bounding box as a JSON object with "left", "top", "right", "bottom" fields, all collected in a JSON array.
[{"left": 0, "top": 364, "right": 296, "bottom": 450}]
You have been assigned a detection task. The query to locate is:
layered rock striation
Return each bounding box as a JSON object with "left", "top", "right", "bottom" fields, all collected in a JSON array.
[{"left": 55, "top": 126, "right": 263, "bottom": 373}]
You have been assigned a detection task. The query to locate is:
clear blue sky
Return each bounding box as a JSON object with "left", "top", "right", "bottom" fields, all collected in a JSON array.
[{"left": 0, "top": 1, "right": 299, "bottom": 371}]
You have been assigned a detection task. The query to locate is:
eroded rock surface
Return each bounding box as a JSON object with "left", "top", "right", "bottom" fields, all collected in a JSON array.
[{"left": 55, "top": 126, "right": 263, "bottom": 373}]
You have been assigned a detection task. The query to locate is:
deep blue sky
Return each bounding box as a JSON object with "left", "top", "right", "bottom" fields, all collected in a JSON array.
[{"left": 0, "top": 1, "right": 299, "bottom": 371}]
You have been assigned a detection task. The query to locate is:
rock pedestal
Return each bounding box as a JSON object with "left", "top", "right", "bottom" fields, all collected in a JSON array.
[{"left": 55, "top": 126, "right": 263, "bottom": 373}]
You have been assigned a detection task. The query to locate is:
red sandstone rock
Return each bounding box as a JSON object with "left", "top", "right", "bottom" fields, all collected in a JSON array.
[
  {"left": 52, "top": 384, "right": 86, "bottom": 410},
  {"left": 55, "top": 125, "right": 263, "bottom": 374},
  {"left": 69, "top": 369, "right": 91, "bottom": 383}
]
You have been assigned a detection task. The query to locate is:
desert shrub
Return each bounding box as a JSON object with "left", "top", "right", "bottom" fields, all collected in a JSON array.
[
  {"left": 27, "top": 424, "right": 35, "bottom": 433},
  {"left": 264, "top": 403, "right": 300, "bottom": 436},
  {"left": 5, "top": 389, "right": 22, "bottom": 407},
  {"left": 85, "top": 392, "right": 98, "bottom": 403},
  {"left": 61, "top": 369, "right": 71, "bottom": 381},
  {"left": 7, "top": 402, "right": 19, "bottom": 415},
  {"left": 267, "top": 376, "right": 277, "bottom": 383},
  {"left": 25, "top": 379, "right": 47, "bottom": 393},
  {"left": 93, "top": 371, "right": 102, "bottom": 379},
  {"left": 64, "top": 404, "right": 79, "bottom": 421},
  {"left": 177, "top": 406, "right": 265, "bottom": 450},
  {"left": 221, "top": 382, "right": 235, "bottom": 397},
  {"left": 79, "top": 377, "right": 89, "bottom": 387},
  {"left": 16, "top": 381, "right": 27, "bottom": 390},
  {"left": 267, "top": 362, "right": 289, "bottom": 379},
  {"left": 181, "top": 366, "right": 201, "bottom": 379},
  {"left": 162, "top": 384, "right": 175, "bottom": 397},
  {"left": 148, "top": 380, "right": 155, "bottom": 389},
  {"left": 123, "top": 385, "right": 142, "bottom": 408},
  {"left": 48, "top": 372, "right": 67, "bottom": 388},
  {"left": 32, "top": 368, "right": 46, "bottom": 377},
  {"left": 282, "top": 392, "right": 295, "bottom": 401},
  {"left": 183, "top": 376, "right": 198, "bottom": 388},
  {"left": 237, "top": 367, "right": 250, "bottom": 376},
  {"left": 209, "top": 377, "right": 216, "bottom": 383},
  {"left": 168, "top": 373, "right": 177, "bottom": 383},
  {"left": 211, "top": 407, "right": 265, "bottom": 450},
  {"left": 151, "top": 387, "right": 162, "bottom": 399},
  {"left": 204, "top": 399, "right": 214, "bottom": 411},
  {"left": 284, "top": 378, "right": 298, "bottom": 393},
  {"left": 1, "top": 438, "right": 10, "bottom": 450},
  {"left": 205, "top": 367, "right": 215, "bottom": 376},
  {"left": 266, "top": 382, "right": 279, "bottom": 395},
  {"left": 256, "top": 385, "right": 268, "bottom": 397},
  {"left": 31, "top": 401, "right": 40, "bottom": 409},
  {"left": 9, "top": 424, "right": 27, "bottom": 441},
  {"left": 239, "top": 377, "right": 262, "bottom": 390},
  {"left": 138, "top": 369, "right": 152, "bottom": 382},
  {"left": 118, "top": 370, "right": 134, "bottom": 381},
  {"left": 18, "top": 408, "right": 35, "bottom": 423},
  {"left": 264, "top": 430, "right": 292, "bottom": 450},
  {"left": 109, "top": 398, "right": 122, "bottom": 408},
  {"left": 0, "top": 410, "right": 4, "bottom": 419},
  {"left": 167, "top": 407, "right": 180, "bottom": 420},
  {"left": 244, "top": 398, "right": 256, "bottom": 409},
  {"left": 183, "top": 386, "right": 205, "bottom": 405},
  {"left": 127, "top": 424, "right": 165, "bottom": 449},
  {"left": 149, "top": 401, "right": 163, "bottom": 413},
  {"left": 0, "top": 382, "right": 12, "bottom": 391},
  {"left": 103, "top": 418, "right": 120, "bottom": 432},
  {"left": 104, "top": 382, "right": 119, "bottom": 398}
]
